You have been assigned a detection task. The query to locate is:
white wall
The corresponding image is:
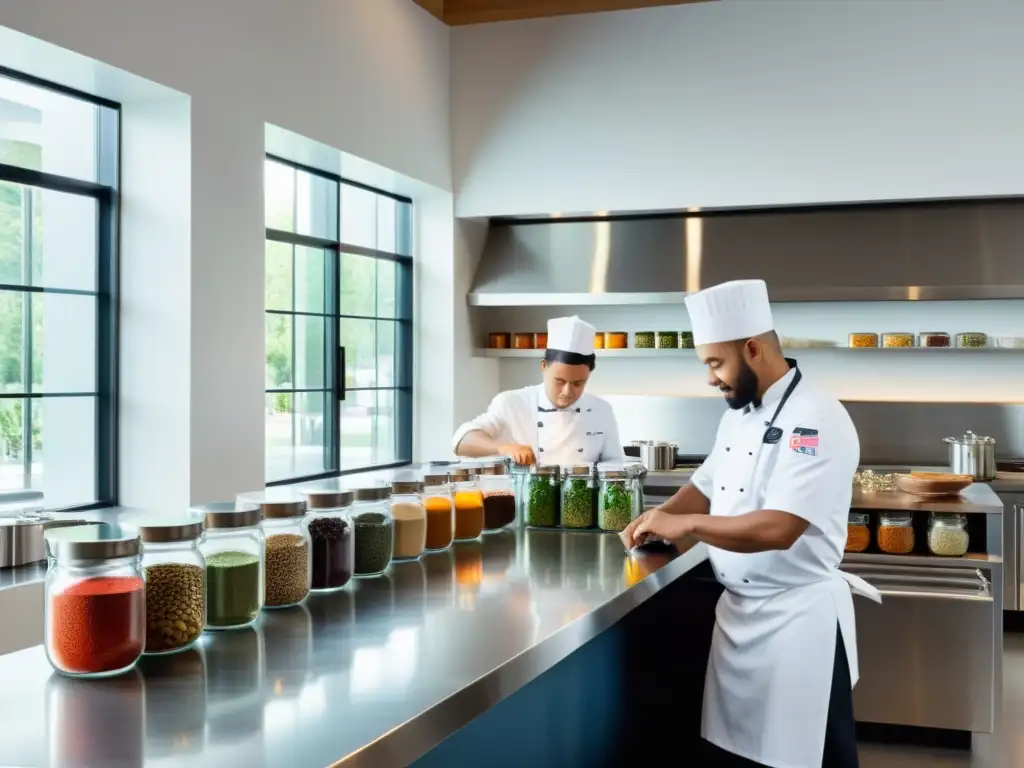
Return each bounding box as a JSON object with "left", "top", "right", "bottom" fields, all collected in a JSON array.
[
  {"left": 0, "top": 0, "right": 452, "bottom": 503},
  {"left": 452, "top": 0, "right": 1024, "bottom": 217}
]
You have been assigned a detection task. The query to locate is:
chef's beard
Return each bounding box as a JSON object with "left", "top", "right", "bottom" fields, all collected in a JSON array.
[{"left": 723, "top": 359, "right": 761, "bottom": 410}]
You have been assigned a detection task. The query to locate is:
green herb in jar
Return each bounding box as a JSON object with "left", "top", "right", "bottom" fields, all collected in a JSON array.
[
  {"left": 599, "top": 483, "right": 633, "bottom": 532},
  {"left": 634, "top": 332, "right": 655, "bottom": 349},
  {"left": 561, "top": 477, "right": 595, "bottom": 529},
  {"left": 679, "top": 332, "right": 694, "bottom": 349},
  {"left": 525, "top": 477, "right": 558, "bottom": 527},
  {"left": 655, "top": 332, "right": 679, "bottom": 349}
]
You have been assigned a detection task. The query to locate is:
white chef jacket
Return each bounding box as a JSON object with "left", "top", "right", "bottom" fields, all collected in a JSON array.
[
  {"left": 451, "top": 385, "right": 626, "bottom": 466},
  {"left": 690, "top": 367, "right": 879, "bottom": 768}
]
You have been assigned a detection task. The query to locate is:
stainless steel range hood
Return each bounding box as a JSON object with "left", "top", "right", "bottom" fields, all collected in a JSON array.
[{"left": 468, "top": 200, "right": 1024, "bottom": 306}]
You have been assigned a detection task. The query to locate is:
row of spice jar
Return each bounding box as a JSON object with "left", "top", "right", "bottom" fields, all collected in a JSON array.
[
  {"left": 487, "top": 331, "right": 695, "bottom": 350},
  {"left": 519, "top": 464, "right": 641, "bottom": 532},
  {"left": 848, "top": 332, "right": 988, "bottom": 348},
  {"left": 846, "top": 511, "right": 970, "bottom": 556}
]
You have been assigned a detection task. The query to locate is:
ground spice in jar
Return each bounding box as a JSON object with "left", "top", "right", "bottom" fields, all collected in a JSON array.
[
  {"left": 49, "top": 576, "right": 146, "bottom": 675},
  {"left": 392, "top": 501, "right": 427, "bottom": 560},
  {"left": 562, "top": 477, "right": 595, "bottom": 528},
  {"left": 424, "top": 496, "right": 454, "bottom": 550},
  {"left": 845, "top": 525, "right": 871, "bottom": 553},
  {"left": 353, "top": 512, "right": 394, "bottom": 576},
  {"left": 205, "top": 551, "right": 261, "bottom": 628},
  {"left": 144, "top": 564, "right": 204, "bottom": 654},
  {"left": 454, "top": 490, "right": 485, "bottom": 540},
  {"left": 264, "top": 534, "right": 310, "bottom": 606},
  {"left": 482, "top": 491, "right": 516, "bottom": 530},
  {"left": 877, "top": 526, "right": 915, "bottom": 554},
  {"left": 308, "top": 517, "right": 353, "bottom": 590}
]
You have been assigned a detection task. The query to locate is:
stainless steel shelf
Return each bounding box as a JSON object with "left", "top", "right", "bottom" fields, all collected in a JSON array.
[
  {"left": 843, "top": 552, "right": 1002, "bottom": 568},
  {"left": 468, "top": 292, "right": 690, "bottom": 307},
  {"left": 475, "top": 347, "right": 1022, "bottom": 359}
]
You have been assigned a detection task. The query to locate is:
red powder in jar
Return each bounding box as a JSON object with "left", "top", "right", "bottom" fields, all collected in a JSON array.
[{"left": 49, "top": 576, "right": 146, "bottom": 674}]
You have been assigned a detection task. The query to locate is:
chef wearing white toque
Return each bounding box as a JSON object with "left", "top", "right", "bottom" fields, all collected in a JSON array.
[
  {"left": 452, "top": 316, "right": 625, "bottom": 466},
  {"left": 623, "top": 279, "right": 879, "bottom": 768}
]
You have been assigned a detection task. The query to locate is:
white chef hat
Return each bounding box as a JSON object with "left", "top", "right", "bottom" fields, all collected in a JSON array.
[
  {"left": 547, "top": 315, "right": 596, "bottom": 355},
  {"left": 685, "top": 279, "right": 774, "bottom": 346}
]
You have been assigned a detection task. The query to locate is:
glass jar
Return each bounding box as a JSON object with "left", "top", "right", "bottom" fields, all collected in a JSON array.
[
  {"left": 137, "top": 519, "right": 205, "bottom": 655},
  {"left": 594, "top": 332, "right": 605, "bottom": 350},
  {"left": 390, "top": 481, "right": 427, "bottom": 561},
  {"left": 488, "top": 332, "right": 511, "bottom": 349},
  {"left": 882, "top": 332, "right": 915, "bottom": 348},
  {"left": 928, "top": 513, "right": 970, "bottom": 557},
  {"left": 351, "top": 486, "right": 394, "bottom": 577},
  {"left": 679, "top": 331, "right": 694, "bottom": 349},
  {"left": 451, "top": 468, "right": 486, "bottom": 540},
  {"left": 479, "top": 462, "right": 517, "bottom": 532},
  {"left": 598, "top": 468, "right": 635, "bottom": 532},
  {"left": 44, "top": 525, "right": 145, "bottom": 678},
  {"left": 956, "top": 332, "right": 987, "bottom": 348},
  {"left": 535, "top": 332, "right": 548, "bottom": 349},
  {"left": 919, "top": 332, "right": 950, "bottom": 348},
  {"left": 302, "top": 489, "right": 354, "bottom": 592},
  {"left": 605, "top": 331, "right": 628, "bottom": 349},
  {"left": 561, "top": 464, "right": 596, "bottom": 529},
  {"left": 845, "top": 512, "right": 871, "bottom": 553},
  {"left": 512, "top": 333, "right": 534, "bottom": 350},
  {"left": 655, "top": 331, "right": 679, "bottom": 349},
  {"left": 849, "top": 333, "right": 879, "bottom": 348},
  {"left": 198, "top": 502, "right": 264, "bottom": 630},
  {"left": 521, "top": 465, "right": 560, "bottom": 528},
  {"left": 422, "top": 473, "right": 455, "bottom": 551},
  {"left": 634, "top": 332, "right": 656, "bottom": 349},
  {"left": 877, "top": 512, "right": 915, "bottom": 554},
  {"left": 259, "top": 498, "right": 311, "bottom": 609}
]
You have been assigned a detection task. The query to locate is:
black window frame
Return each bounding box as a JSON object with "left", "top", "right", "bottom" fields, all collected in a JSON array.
[
  {"left": 264, "top": 154, "right": 413, "bottom": 485},
  {"left": 0, "top": 65, "right": 120, "bottom": 511}
]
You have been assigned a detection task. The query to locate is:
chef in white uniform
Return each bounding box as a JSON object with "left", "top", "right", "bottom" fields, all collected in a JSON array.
[
  {"left": 624, "top": 279, "right": 880, "bottom": 768},
  {"left": 452, "top": 316, "right": 625, "bottom": 466}
]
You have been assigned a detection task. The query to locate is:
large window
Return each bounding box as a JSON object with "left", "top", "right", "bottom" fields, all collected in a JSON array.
[
  {"left": 0, "top": 67, "right": 118, "bottom": 509},
  {"left": 264, "top": 156, "right": 412, "bottom": 483}
]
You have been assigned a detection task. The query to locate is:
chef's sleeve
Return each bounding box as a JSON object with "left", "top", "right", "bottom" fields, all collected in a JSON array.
[
  {"left": 451, "top": 393, "right": 514, "bottom": 454},
  {"left": 600, "top": 408, "right": 627, "bottom": 463}
]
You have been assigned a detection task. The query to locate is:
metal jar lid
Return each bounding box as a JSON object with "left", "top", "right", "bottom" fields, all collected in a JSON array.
[
  {"left": 137, "top": 519, "right": 204, "bottom": 543},
  {"left": 563, "top": 464, "right": 593, "bottom": 476},
  {"left": 943, "top": 430, "right": 996, "bottom": 445},
  {"left": 450, "top": 468, "right": 471, "bottom": 481},
  {"left": 45, "top": 524, "right": 140, "bottom": 563},
  {"left": 354, "top": 486, "right": 390, "bottom": 502},
  {"left": 195, "top": 501, "right": 262, "bottom": 529},
  {"left": 530, "top": 464, "right": 559, "bottom": 477},
  {"left": 303, "top": 489, "right": 354, "bottom": 510},
  {"left": 260, "top": 498, "right": 307, "bottom": 519},
  {"left": 391, "top": 480, "right": 423, "bottom": 494},
  {"left": 422, "top": 473, "right": 449, "bottom": 486},
  {"left": 599, "top": 468, "right": 630, "bottom": 480}
]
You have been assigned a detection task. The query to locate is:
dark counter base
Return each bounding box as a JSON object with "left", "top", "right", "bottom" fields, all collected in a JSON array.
[
  {"left": 415, "top": 561, "right": 724, "bottom": 767},
  {"left": 856, "top": 722, "right": 972, "bottom": 751}
]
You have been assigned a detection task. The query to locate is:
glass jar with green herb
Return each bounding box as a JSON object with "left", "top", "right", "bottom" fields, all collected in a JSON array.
[
  {"left": 560, "top": 465, "right": 596, "bottom": 529},
  {"left": 597, "top": 467, "right": 636, "bottom": 532},
  {"left": 197, "top": 502, "right": 264, "bottom": 631},
  {"left": 679, "top": 332, "right": 695, "bottom": 349},
  {"left": 521, "top": 465, "right": 560, "bottom": 528},
  {"left": 634, "top": 332, "right": 655, "bottom": 349},
  {"left": 655, "top": 332, "right": 679, "bottom": 349}
]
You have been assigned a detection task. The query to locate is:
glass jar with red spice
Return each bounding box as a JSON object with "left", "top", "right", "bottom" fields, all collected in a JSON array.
[{"left": 44, "top": 525, "right": 146, "bottom": 678}]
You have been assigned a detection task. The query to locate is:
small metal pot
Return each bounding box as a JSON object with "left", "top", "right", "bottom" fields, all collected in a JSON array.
[
  {"left": 943, "top": 430, "right": 996, "bottom": 481},
  {"left": 636, "top": 441, "right": 678, "bottom": 471}
]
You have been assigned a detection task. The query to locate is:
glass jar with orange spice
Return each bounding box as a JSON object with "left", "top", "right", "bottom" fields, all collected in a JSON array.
[
  {"left": 512, "top": 333, "right": 534, "bottom": 350},
  {"left": 594, "top": 332, "right": 605, "bottom": 350},
  {"left": 488, "top": 332, "right": 511, "bottom": 349},
  {"left": 451, "top": 468, "right": 485, "bottom": 541},
  {"left": 877, "top": 512, "right": 915, "bottom": 555},
  {"left": 422, "top": 473, "right": 454, "bottom": 551},
  {"left": 845, "top": 512, "right": 871, "bottom": 553},
  {"left": 605, "top": 332, "right": 628, "bottom": 349},
  {"left": 534, "top": 332, "right": 548, "bottom": 349}
]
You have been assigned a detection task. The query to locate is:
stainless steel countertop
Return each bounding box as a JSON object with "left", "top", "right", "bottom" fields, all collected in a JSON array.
[{"left": 0, "top": 529, "right": 709, "bottom": 768}]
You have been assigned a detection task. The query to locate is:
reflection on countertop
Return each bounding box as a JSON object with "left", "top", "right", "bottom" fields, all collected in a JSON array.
[{"left": 0, "top": 528, "right": 708, "bottom": 768}]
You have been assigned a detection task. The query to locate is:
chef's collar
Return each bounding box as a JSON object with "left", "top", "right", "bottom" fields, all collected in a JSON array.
[
  {"left": 537, "top": 385, "right": 581, "bottom": 413},
  {"left": 752, "top": 358, "right": 798, "bottom": 411}
]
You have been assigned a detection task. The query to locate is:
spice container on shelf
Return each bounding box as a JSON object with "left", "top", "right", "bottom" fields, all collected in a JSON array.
[
  {"left": 136, "top": 519, "right": 205, "bottom": 656},
  {"left": 451, "top": 468, "right": 486, "bottom": 540},
  {"left": 655, "top": 332, "right": 679, "bottom": 349},
  {"left": 598, "top": 467, "right": 635, "bottom": 532},
  {"left": 635, "top": 332, "right": 656, "bottom": 349},
  {"left": 390, "top": 481, "right": 427, "bottom": 561},
  {"left": 423, "top": 473, "right": 455, "bottom": 551},
  {"left": 350, "top": 486, "right": 394, "bottom": 577},
  {"left": 877, "top": 512, "right": 915, "bottom": 554},
  {"left": 928, "top": 513, "right": 970, "bottom": 557},
  {"left": 919, "top": 332, "right": 951, "bottom": 348},
  {"left": 679, "top": 332, "right": 694, "bottom": 349},
  {"left": 479, "top": 461, "right": 517, "bottom": 532},
  {"left": 882, "top": 332, "right": 915, "bottom": 348},
  {"left": 522, "top": 465, "right": 561, "bottom": 528},
  {"left": 594, "top": 332, "right": 605, "bottom": 350},
  {"left": 44, "top": 525, "right": 146, "bottom": 678},
  {"left": 259, "top": 498, "right": 311, "bottom": 608},
  {"left": 605, "top": 332, "right": 628, "bottom": 349},
  {"left": 956, "top": 332, "right": 988, "bottom": 348},
  {"left": 302, "top": 489, "right": 354, "bottom": 593},
  {"left": 487, "top": 332, "right": 511, "bottom": 349},
  {"left": 512, "top": 333, "right": 535, "bottom": 350},
  {"left": 535, "top": 332, "right": 548, "bottom": 349},
  {"left": 845, "top": 513, "right": 871, "bottom": 553},
  {"left": 198, "top": 502, "right": 264, "bottom": 630},
  {"left": 561, "top": 464, "right": 596, "bottom": 529},
  {"left": 849, "top": 333, "right": 879, "bottom": 348}
]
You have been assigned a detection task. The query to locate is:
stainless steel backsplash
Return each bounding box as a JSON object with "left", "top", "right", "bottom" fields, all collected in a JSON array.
[{"left": 603, "top": 396, "right": 1024, "bottom": 463}]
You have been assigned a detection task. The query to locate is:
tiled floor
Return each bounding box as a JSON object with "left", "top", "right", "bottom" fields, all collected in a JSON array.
[{"left": 859, "top": 632, "right": 1024, "bottom": 768}]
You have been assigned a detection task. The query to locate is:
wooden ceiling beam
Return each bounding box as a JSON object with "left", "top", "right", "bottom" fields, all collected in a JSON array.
[{"left": 412, "top": 1, "right": 714, "bottom": 27}]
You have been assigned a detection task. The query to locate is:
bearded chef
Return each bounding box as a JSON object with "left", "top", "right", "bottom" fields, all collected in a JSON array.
[
  {"left": 452, "top": 315, "right": 625, "bottom": 466},
  {"left": 623, "top": 279, "right": 880, "bottom": 768}
]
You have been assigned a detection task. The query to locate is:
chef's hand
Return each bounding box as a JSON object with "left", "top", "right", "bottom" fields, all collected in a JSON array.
[
  {"left": 499, "top": 443, "right": 536, "bottom": 466},
  {"left": 621, "top": 508, "right": 656, "bottom": 549},
  {"left": 632, "top": 508, "right": 696, "bottom": 549}
]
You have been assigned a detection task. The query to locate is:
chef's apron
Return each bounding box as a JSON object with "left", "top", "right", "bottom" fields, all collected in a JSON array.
[
  {"left": 701, "top": 370, "right": 881, "bottom": 768},
  {"left": 531, "top": 389, "right": 606, "bottom": 465}
]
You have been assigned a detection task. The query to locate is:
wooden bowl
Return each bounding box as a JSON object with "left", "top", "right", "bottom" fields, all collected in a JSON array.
[{"left": 895, "top": 472, "right": 974, "bottom": 498}]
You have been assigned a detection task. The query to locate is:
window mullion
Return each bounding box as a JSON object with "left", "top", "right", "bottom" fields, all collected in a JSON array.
[{"left": 21, "top": 187, "right": 33, "bottom": 487}]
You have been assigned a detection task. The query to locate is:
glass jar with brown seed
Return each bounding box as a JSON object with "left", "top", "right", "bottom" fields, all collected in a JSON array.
[{"left": 136, "top": 519, "right": 207, "bottom": 655}]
